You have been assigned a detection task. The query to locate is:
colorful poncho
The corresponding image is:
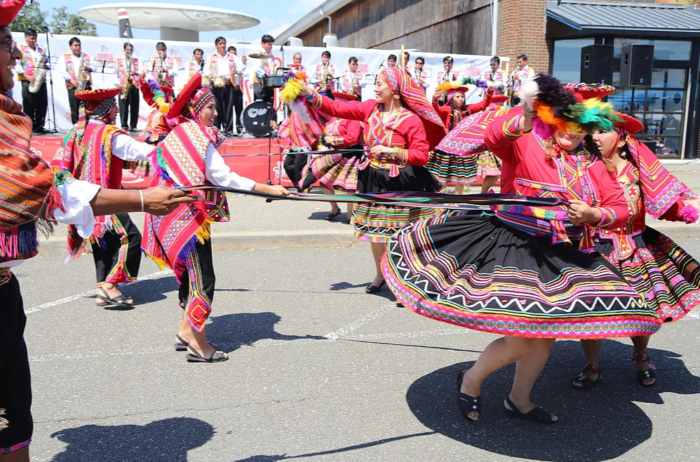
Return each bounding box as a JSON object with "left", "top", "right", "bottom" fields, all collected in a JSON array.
[
  {"left": 279, "top": 98, "right": 330, "bottom": 149},
  {"left": 52, "top": 120, "right": 150, "bottom": 259},
  {"left": 142, "top": 121, "right": 228, "bottom": 331},
  {"left": 0, "top": 92, "right": 63, "bottom": 264}
]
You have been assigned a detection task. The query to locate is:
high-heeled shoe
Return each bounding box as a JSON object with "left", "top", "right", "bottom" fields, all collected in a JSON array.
[
  {"left": 365, "top": 280, "right": 385, "bottom": 294},
  {"left": 457, "top": 370, "right": 481, "bottom": 422}
]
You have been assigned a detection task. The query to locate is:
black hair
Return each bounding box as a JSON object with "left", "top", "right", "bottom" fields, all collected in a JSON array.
[
  {"left": 156, "top": 42, "right": 166, "bottom": 49},
  {"left": 193, "top": 48, "right": 204, "bottom": 55},
  {"left": 348, "top": 56, "right": 358, "bottom": 64},
  {"left": 403, "top": 51, "right": 410, "bottom": 60},
  {"left": 261, "top": 34, "right": 274, "bottom": 44},
  {"left": 517, "top": 54, "right": 528, "bottom": 61},
  {"left": 24, "top": 28, "right": 37, "bottom": 37},
  {"left": 69, "top": 37, "right": 81, "bottom": 46},
  {"left": 228, "top": 46, "right": 236, "bottom": 52},
  {"left": 443, "top": 55, "right": 453, "bottom": 63},
  {"left": 322, "top": 50, "right": 331, "bottom": 58},
  {"left": 215, "top": 36, "right": 226, "bottom": 45},
  {"left": 123, "top": 42, "right": 133, "bottom": 50},
  {"left": 490, "top": 56, "right": 500, "bottom": 65},
  {"left": 415, "top": 56, "right": 425, "bottom": 64},
  {"left": 388, "top": 54, "right": 397, "bottom": 61}
]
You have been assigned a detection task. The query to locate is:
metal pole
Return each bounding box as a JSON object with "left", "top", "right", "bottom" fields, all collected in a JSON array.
[{"left": 491, "top": 0, "right": 499, "bottom": 57}]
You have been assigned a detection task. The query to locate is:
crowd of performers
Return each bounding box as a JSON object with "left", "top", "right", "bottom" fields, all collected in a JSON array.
[{"left": 3, "top": 0, "right": 700, "bottom": 459}]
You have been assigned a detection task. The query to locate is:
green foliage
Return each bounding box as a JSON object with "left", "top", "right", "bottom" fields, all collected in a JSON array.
[{"left": 9, "top": 1, "right": 97, "bottom": 37}]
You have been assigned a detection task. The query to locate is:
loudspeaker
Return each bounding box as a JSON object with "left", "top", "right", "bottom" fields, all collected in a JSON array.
[
  {"left": 580, "top": 45, "right": 613, "bottom": 85},
  {"left": 620, "top": 44, "right": 654, "bottom": 87}
]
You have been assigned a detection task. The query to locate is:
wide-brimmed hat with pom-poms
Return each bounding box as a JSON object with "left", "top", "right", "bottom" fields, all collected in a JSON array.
[{"left": 0, "top": 0, "right": 27, "bottom": 27}]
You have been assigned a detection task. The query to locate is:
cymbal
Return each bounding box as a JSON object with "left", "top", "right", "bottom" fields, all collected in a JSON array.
[{"left": 249, "top": 52, "right": 273, "bottom": 59}]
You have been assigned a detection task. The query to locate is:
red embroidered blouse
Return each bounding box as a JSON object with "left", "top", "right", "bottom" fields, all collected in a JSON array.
[{"left": 324, "top": 118, "right": 362, "bottom": 147}]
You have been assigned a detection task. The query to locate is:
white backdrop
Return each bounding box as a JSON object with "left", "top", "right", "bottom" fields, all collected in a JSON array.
[{"left": 11, "top": 32, "right": 508, "bottom": 133}]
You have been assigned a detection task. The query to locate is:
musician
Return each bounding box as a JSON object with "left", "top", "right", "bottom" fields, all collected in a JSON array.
[
  {"left": 228, "top": 45, "right": 247, "bottom": 134},
  {"left": 436, "top": 55, "right": 460, "bottom": 105},
  {"left": 58, "top": 36, "right": 92, "bottom": 124},
  {"left": 482, "top": 56, "right": 507, "bottom": 95},
  {"left": 312, "top": 50, "right": 337, "bottom": 97},
  {"left": 403, "top": 52, "right": 411, "bottom": 74},
  {"left": 292, "top": 52, "right": 307, "bottom": 74},
  {"left": 340, "top": 56, "right": 363, "bottom": 101},
  {"left": 412, "top": 56, "right": 429, "bottom": 93},
  {"left": 387, "top": 54, "right": 397, "bottom": 68},
  {"left": 116, "top": 43, "right": 140, "bottom": 131},
  {"left": 509, "top": 53, "right": 535, "bottom": 105},
  {"left": 151, "top": 41, "right": 177, "bottom": 90},
  {"left": 205, "top": 37, "right": 247, "bottom": 135},
  {"left": 16, "top": 28, "right": 48, "bottom": 133},
  {"left": 253, "top": 34, "right": 276, "bottom": 104},
  {"left": 187, "top": 48, "right": 205, "bottom": 80}
]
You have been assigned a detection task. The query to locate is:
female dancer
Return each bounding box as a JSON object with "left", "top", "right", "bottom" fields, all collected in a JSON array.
[
  {"left": 300, "top": 92, "right": 364, "bottom": 222},
  {"left": 142, "top": 74, "right": 289, "bottom": 363},
  {"left": 382, "top": 77, "right": 662, "bottom": 423},
  {"left": 427, "top": 87, "right": 493, "bottom": 194},
  {"left": 300, "top": 67, "right": 446, "bottom": 294},
  {"left": 571, "top": 113, "right": 700, "bottom": 388}
]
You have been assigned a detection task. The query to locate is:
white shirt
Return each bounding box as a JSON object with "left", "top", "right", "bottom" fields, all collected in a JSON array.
[
  {"left": 205, "top": 144, "right": 255, "bottom": 190},
  {"left": 204, "top": 52, "right": 247, "bottom": 78},
  {"left": 58, "top": 52, "right": 82, "bottom": 82},
  {"left": 15, "top": 44, "right": 43, "bottom": 75},
  {"left": 90, "top": 120, "right": 154, "bottom": 162},
  {"left": 0, "top": 178, "right": 100, "bottom": 268}
]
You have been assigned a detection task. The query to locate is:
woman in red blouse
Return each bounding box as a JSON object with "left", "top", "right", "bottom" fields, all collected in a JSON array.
[
  {"left": 300, "top": 67, "right": 446, "bottom": 294},
  {"left": 300, "top": 92, "right": 364, "bottom": 223},
  {"left": 382, "top": 79, "right": 662, "bottom": 423},
  {"left": 427, "top": 87, "right": 493, "bottom": 194},
  {"left": 572, "top": 113, "right": 700, "bottom": 389}
]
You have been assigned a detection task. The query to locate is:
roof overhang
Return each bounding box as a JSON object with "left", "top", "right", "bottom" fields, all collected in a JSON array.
[
  {"left": 273, "top": 0, "right": 356, "bottom": 44},
  {"left": 546, "top": 1, "right": 700, "bottom": 40}
]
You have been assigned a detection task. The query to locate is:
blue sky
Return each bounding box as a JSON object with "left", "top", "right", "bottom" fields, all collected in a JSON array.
[{"left": 40, "top": 0, "right": 324, "bottom": 44}]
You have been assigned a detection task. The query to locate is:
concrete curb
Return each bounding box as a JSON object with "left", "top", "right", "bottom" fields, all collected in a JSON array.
[{"left": 37, "top": 229, "right": 359, "bottom": 256}]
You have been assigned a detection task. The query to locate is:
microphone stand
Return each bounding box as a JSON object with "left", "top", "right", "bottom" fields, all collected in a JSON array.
[{"left": 40, "top": 22, "right": 59, "bottom": 133}]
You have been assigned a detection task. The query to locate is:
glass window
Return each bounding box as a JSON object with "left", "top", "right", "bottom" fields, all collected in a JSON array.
[
  {"left": 651, "top": 68, "right": 686, "bottom": 88},
  {"left": 552, "top": 39, "right": 595, "bottom": 84},
  {"left": 613, "top": 38, "right": 692, "bottom": 61},
  {"left": 646, "top": 89, "right": 684, "bottom": 112}
]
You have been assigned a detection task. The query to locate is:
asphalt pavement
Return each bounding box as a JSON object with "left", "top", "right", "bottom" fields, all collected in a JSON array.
[{"left": 16, "top": 162, "right": 700, "bottom": 462}]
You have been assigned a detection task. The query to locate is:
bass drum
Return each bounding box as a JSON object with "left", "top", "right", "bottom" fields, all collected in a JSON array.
[{"left": 243, "top": 101, "right": 275, "bottom": 138}]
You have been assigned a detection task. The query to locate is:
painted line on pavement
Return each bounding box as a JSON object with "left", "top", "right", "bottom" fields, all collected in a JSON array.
[
  {"left": 323, "top": 304, "right": 396, "bottom": 341},
  {"left": 24, "top": 270, "right": 173, "bottom": 315}
]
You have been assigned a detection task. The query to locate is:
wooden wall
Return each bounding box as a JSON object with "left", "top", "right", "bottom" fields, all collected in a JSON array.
[{"left": 296, "top": 0, "right": 496, "bottom": 56}]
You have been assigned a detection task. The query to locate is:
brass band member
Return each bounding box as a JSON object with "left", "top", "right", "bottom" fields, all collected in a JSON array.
[
  {"left": 151, "top": 41, "right": 177, "bottom": 89},
  {"left": 387, "top": 54, "right": 397, "bottom": 68},
  {"left": 436, "top": 55, "right": 460, "bottom": 105},
  {"left": 341, "top": 56, "right": 363, "bottom": 101},
  {"left": 412, "top": 56, "right": 429, "bottom": 93},
  {"left": 17, "top": 27, "right": 48, "bottom": 133},
  {"left": 58, "top": 36, "right": 92, "bottom": 124},
  {"left": 312, "top": 50, "right": 336, "bottom": 97},
  {"left": 291, "top": 52, "right": 307, "bottom": 73},
  {"left": 204, "top": 37, "right": 247, "bottom": 135},
  {"left": 187, "top": 48, "right": 205, "bottom": 80},
  {"left": 116, "top": 42, "right": 140, "bottom": 132},
  {"left": 228, "top": 45, "right": 247, "bottom": 134}
]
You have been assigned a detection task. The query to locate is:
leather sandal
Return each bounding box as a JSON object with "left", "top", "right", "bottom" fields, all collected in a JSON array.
[
  {"left": 186, "top": 345, "right": 229, "bottom": 363},
  {"left": 571, "top": 364, "right": 602, "bottom": 389}
]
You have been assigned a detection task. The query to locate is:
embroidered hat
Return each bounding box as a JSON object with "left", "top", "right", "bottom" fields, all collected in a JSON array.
[
  {"left": 564, "top": 83, "right": 616, "bottom": 102},
  {"left": 612, "top": 111, "right": 643, "bottom": 134}
]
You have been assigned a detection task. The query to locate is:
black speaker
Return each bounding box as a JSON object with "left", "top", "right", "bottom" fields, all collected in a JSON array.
[
  {"left": 580, "top": 45, "right": 613, "bottom": 85},
  {"left": 620, "top": 44, "right": 654, "bottom": 87}
]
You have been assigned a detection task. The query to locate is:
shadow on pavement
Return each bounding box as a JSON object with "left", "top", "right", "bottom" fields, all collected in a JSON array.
[
  {"left": 50, "top": 417, "right": 213, "bottom": 462},
  {"left": 405, "top": 339, "right": 700, "bottom": 462},
  {"left": 207, "top": 312, "right": 326, "bottom": 353},
  {"left": 123, "top": 275, "right": 179, "bottom": 306}
]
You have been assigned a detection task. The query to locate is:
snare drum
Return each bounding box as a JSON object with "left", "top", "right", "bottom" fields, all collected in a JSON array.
[{"left": 262, "top": 74, "right": 285, "bottom": 88}]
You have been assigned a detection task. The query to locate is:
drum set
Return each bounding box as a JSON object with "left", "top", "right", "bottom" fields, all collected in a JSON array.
[{"left": 242, "top": 52, "right": 289, "bottom": 139}]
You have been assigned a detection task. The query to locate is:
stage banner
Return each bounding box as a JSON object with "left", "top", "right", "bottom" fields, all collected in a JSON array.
[{"left": 11, "top": 32, "right": 507, "bottom": 133}]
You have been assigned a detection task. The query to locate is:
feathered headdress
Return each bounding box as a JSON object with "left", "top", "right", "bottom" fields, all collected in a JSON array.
[
  {"left": 518, "top": 74, "right": 620, "bottom": 139},
  {"left": 436, "top": 76, "right": 488, "bottom": 93},
  {"left": 280, "top": 69, "right": 312, "bottom": 123}
]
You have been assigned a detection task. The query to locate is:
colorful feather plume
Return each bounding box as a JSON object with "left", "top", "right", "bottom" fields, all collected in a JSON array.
[
  {"left": 281, "top": 78, "right": 303, "bottom": 104},
  {"left": 436, "top": 76, "right": 488, "bottom": 92},
  {"left": 146, "top": 78, "right": 171, "bottom": 114}
]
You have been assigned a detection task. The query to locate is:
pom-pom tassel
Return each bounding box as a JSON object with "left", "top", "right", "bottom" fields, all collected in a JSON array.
[
  {"left": 679, "top": 204, "right": 700, "bottom": 224},
  {"left": 518, "top": 80, "right": 538, "bottom": 110}
]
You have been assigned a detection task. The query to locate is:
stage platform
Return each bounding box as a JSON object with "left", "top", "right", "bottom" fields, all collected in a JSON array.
[{"left": 32, "top": 134, "right": 294, "bottom": 189}]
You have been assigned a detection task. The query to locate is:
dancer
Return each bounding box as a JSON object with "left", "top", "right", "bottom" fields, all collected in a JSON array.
[
  {"left": 300, "top": 67, "right": 446, "bottom": 294},
  {"left": 0, "top": 4, "right": 196, "bottom": 458},
  {"left": 571, "top": 111, "right": 700, "bottom": 389},
  {"left": 431, "top": 93, "right": 510, "bottom": 194},
  {"left": 142, "top": 74, "right": 289, "bottom": 363},
  {"left": 382, "top": 76, "right": 662, "bottom": 423},
  {"left": 300, "top": 92, "right": 364, "bottom": 222},
  {"left": 426, "top": 85, "right": 494, "bottom": 194},
  {"left": 138, "top": 74, "right": 174, "bottom": 144},
  {"left": 52, "top": 87, "right": 155, "bottom": 308}
]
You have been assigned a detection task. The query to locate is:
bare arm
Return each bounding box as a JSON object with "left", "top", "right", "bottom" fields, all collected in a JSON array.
[{"left": 89, "top": 186, "right": 200, "bottom": 217}]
